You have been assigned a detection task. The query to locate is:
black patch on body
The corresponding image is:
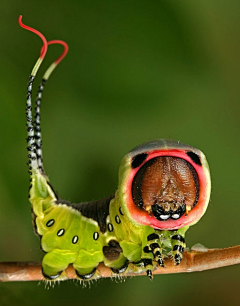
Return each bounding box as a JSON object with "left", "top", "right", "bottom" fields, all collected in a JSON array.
[
  {"left": 186, "top": 151, "right": 202, "bottom": 166},
  {"left": 103, "top": 240, "right": 123, "bottom": 261},
  {"left": 131, "top": 153, "right": 148, "bottom": 169},
  {"left": 56, "top": 194, "right": 114, "bottom": 233}
]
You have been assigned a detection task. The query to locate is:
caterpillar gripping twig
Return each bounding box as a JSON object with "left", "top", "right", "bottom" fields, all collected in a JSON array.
[{"left": 19, "top": 16, "right": 211, "bottom": 282}]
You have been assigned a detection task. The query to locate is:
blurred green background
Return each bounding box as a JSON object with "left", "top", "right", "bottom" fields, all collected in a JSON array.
[{"left": 0, "top": 0, "right": 240, "bottom": 305}]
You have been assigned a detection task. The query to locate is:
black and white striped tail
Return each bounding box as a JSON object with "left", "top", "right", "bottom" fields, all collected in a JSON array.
[
  {"left": 34, "top": 78, "right": 47, "bottom": 173},
  {"left": 26, "top": 75, "right": 38, "bottom": 175}
]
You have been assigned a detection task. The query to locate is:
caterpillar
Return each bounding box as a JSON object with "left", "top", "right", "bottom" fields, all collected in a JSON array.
[{"left": 19, "top": 16, "right": 211, "bottom": 281}]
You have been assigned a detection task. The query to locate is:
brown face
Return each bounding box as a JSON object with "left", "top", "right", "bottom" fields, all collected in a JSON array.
[{"left": 132, "top": 156, "right": 199, "bottom": 221}]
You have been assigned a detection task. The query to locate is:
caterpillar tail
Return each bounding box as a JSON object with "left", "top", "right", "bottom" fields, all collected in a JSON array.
[{"left": 19, "top": 15, "right": 68, "bottom": 237}]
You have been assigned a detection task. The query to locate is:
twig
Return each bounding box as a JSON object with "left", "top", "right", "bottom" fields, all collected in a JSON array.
[{"left": 1, "top": 245, "right": 240, "bottom": 282}]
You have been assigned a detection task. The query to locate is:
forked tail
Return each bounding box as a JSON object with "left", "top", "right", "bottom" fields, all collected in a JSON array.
[
  {"left": 34, "top": 40, "right": 68, "bottom": 173},
  {"left": 19, "top": 16, "right": 68, "bottom": 178}
]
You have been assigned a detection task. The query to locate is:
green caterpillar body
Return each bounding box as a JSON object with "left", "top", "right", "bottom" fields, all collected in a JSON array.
[
  {"left": 20, "top": 17, "right": 211, "bottom": 281},
  {"left": 30, "top": 139, "right": 210, "bottom": 280}
]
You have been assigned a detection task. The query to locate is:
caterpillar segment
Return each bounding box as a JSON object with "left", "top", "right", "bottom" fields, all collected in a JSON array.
[{"left": 20, "top": 17, "right": 211, "bottom": 282}]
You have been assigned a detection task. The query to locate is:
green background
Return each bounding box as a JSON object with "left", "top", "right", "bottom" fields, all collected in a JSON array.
[{"left": 0, "top": 1, "right": 240, "bottom": 305}]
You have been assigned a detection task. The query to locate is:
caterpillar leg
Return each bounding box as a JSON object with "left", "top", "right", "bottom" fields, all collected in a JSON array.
[
  {"left": 42, "top": 249, "right": 77, "bottom": 280},
  {"left": 73, "top": 249, "right": 102, "bottom": 280},
  {"left": 141, "top": 233, "right": 165, "bottom": 280},
  {"left": 140, "top": 229, "right": 161, "bottom": 280},
  {"left": 147, "top": 233, "right": 164, "bottom": 267},
  {"left": 170, "top": 229, "right": 187, "bottom": 265}
]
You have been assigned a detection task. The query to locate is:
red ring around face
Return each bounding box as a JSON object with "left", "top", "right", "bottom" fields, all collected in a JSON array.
[{"left": 124, "top": 149, "right": 209, "bottom": 230}]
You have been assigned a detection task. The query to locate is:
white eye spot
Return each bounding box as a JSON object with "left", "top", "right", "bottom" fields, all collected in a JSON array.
[
  {"left": 160, "top": 215, "right": 170, "bottom": 220},
  {"left": 172, "top": 214, "right": 180, "bottom": 219}
]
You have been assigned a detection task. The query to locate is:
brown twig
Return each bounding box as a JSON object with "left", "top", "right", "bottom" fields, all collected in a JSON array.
[{"left": 1, "top": 245, "right": 240, "bottom": 282}]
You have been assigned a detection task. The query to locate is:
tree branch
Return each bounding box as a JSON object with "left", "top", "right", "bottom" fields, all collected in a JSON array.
[{"left": 1, "top": 245, "right": 240, "bottom": 282}]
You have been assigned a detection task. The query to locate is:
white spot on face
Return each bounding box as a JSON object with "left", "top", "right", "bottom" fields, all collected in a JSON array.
[
  {"left": 172, "top": 214, "right": 180, "bottom": 219},
  {"left": 160, "top": 215, "right": 170, "bottom": 220}
]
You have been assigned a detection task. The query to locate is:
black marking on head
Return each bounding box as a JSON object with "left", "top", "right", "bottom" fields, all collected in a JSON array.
[
  {"left": 72, "top": 235, "right": 79, "bottom": 244},
  {"left": 131, "top": 153, "right": 148, "bottom": 169},
  {"left": 75, "top": 267, "right": 96, "bottom": 280},
  {"left": 187, "top": 151, "right": 202, "bottom": 166},
  {"left": 57, "top": 229, "right": 65, "bottom": 237},
  {"left": 173, "top": 245, "right": 184, "bottom": 253},
  {"left": 93, "top": 232, "right": 99, "bottom": 240},
  {"left": 115, "top": 215, "right": 121, "bottom": 224},
  {"left": 108, "top": 223, "right": 114, "bottom": 232},
  {"left": 152, "top": 203, "right": 186, "bottom": 221},
  {"left": 171, "top": 234, "right": 185, "bottom": 243},
  {"left": 119, "top": 207, "right": 124, "bottom": 216},
  {"left": 46, "top": 219, "right": 55, "bottom": 227},
  {"left": 147, "top": 233, "right": 159, "bottom": 241},
  {"left": 111, "top": 260, "right": 129, "bottom": 274}
]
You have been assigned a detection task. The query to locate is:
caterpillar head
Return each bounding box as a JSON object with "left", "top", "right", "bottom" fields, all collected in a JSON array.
[{"left": 118, "top": 139, "right": 211, "bottom": 230}]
